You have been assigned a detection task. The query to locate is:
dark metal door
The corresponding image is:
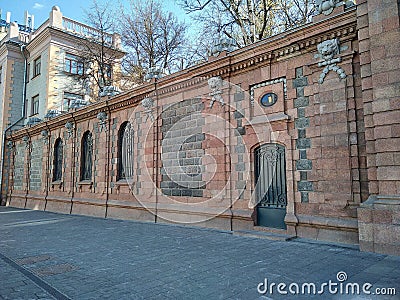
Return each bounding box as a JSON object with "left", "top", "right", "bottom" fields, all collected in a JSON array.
[{"left": 254, "top": 144, "right": 287, "bottom": 229}]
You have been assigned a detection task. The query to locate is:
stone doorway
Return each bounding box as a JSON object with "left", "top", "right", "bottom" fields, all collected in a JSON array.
[{"left": 254, "top": 144, "right": 287, "bottom": 229}]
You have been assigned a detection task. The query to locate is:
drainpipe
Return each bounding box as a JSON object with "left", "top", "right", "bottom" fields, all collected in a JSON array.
[
  {"left": 43, "top": 121, "right": 51, "bottom": 211},
  {"left": 105, "top": 99, "right": 111, "bottom": 218},
  {"left": 0, "top": 43, "right": 28, "bottom": 206},
  {"left": 69, "top": 112, "right": 77, "bottom": 214},
  {"left": 227, "top": 55, "right": 233, "bottom": 232},
  {"left": 154, "top": 79, "right": 159, "bottom": 223},
  {"left": 23, "top": 128, "right": 31, "bottom": 209}
]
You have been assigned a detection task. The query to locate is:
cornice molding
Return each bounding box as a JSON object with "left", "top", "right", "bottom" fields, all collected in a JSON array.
[
  {"left": 8, "top": 9, "right": 358, "bottom": 140},
  {"left": 26, "top": 27, "right": 125, "bottom": 57}
]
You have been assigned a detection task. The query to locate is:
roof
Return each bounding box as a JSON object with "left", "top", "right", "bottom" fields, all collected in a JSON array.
[{"left": 0, "top": 18, "right": 34, "bottom": 33}]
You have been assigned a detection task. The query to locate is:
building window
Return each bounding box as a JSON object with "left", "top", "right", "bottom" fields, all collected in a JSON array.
[
  {"left": 65, "top": 53, "right": 84, "bottom": 75},
  {"left": 33, "top": 56, "right": 41, "bottom": 77},
  {"left": 53, "top": 138, "right": 63, "bottom": 182},
  {"left": 260, "top": 92, "right": 278, "bottom": 107},
  {"left": 62, "top": 92, "right": 83, "bottom": 112},
  {"left": 31, "top": 95, "right": 39, "bottom": 116},
  {"left": 80, "top": 131, "right": 93, "bottom": 181},
  {"left": 118, "top": 122, "right": 134, "bottom": 180}
]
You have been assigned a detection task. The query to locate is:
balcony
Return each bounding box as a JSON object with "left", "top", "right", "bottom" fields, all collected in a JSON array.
[{"left": 62, "top": 17, "right": 114, "bottom": 45}]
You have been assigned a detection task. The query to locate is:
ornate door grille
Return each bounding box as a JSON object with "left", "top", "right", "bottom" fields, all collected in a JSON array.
[{"left": 255, "top": 144, "right": 287, "bottom": 209}]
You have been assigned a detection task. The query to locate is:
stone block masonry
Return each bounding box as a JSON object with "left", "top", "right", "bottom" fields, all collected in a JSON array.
[
  {"left": 161, "top": 98, "right": 205, "bottom": 197},
  {"left": 12, "top": 144, "right": 25, "bottom": 191},
  {"left": 29, "top": 140, "right": 43, "bottom": 191},
  {"left": 294, "top": 68, "right": 313, "bottom": 203}
]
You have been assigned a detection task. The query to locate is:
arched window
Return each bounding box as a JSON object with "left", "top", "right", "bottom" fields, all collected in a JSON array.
[
  {"left": 81, "top": 131, "right": 93, "bottom": 181},
  {"left": 53, "top": 138, "right": 63, "bottom": 181},
  {"left": 118, "top": 122, "right": 134, "bottom": 180}
]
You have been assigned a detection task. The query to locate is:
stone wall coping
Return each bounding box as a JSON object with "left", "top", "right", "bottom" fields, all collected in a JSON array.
[
  {"left": 77, "top": 180, "right": 93, "bottom": 186},
  {"left": 50, "top": 180, "right": 63, "bottom": 188},
  {"left": 114, "top": 180, "right": 130, "bottom": 186},
  {"left": 361, "top": 195, "right": 400, "bottom": 208},
  {"left": 296, "top": 214, "right": 358, "bottom": 231}
]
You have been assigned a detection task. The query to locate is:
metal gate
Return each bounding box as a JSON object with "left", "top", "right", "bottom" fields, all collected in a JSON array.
[{"left": 254, "top": 144, "right": 287, "bottom": 229}]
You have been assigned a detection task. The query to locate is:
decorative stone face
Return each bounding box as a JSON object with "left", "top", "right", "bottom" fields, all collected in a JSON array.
[
  {"left": 41, "top": 130, "right": 49, "bottom": 144},
  {"left": 65, "top": 121, "right": 74, "bottom": 139},
  {"left": 145, "top": 68, "right": 163, "bottom": 80},
  {"left": 211, "top": 37, "right": 236, "bottom": 56},
  {"left": 208, "top": 76, "right": 224, "bottom": 108},
  {"left": 141, "top": 97, "right": 155, "bottom": 122},
  {"left": 141, "top": 97, "right": 154, "bottom": 109},
  {"left": 317, "top": 38, "right": 340, "bottom": 61},
  {"left": 45, "top": 109, "right": 61, "bottom": 119},
  {"left": 69, "top": 99, "right": 88, "bottom": 109},
  {"left": 22, "top": 136, "right": 30, "bottom": 149},
  {"left": 26, "top": 117, "right": 42, "bottom": 127},
  {"left": 99, "top": 86, "right": 120, "bottom": 97},
  {"left": 317, "top": 0, "right": 340, "bottom": 16},
  {"left": 316, "top": 38, "right": 347, "bottom": 84},
  {"left": 97, "top": 112, "right": 108, "bottom": 132}
]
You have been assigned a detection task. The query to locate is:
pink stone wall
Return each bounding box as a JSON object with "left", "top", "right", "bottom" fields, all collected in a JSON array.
[{"left": 3, "top": 2, "right": 400, "bottom": 254}]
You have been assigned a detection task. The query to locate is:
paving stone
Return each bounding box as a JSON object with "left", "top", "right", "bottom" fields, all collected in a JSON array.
[{"left": 0, "top": 207, "right": 398, "bottom": 299}]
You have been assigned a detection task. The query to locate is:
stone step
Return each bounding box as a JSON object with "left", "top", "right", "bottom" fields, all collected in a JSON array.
[
  {"left": 233, "top": 230, "right": 296, "bottom": 241},
  {"left": 253, "top": 226, "right": 288, "bottom": 235}
]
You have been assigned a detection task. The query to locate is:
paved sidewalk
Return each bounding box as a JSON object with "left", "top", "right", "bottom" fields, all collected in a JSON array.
[{"left": 0, "top": 207, "right": 399, "bottom": 300}]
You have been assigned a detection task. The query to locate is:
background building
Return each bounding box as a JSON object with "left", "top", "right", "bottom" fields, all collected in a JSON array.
[{"left": 0, "top": 5, "right": 125, "bottom": 184}]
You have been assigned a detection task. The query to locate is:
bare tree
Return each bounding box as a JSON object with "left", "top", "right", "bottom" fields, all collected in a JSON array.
[
  {"left": 76, "top": 0, "right": 125, "bottom": 98},
  {"left": 119, "top": 0, "right": 187, "bottom": 82},
  {"left": 179, "top": 0, "right": 316, "bottom": 47}
]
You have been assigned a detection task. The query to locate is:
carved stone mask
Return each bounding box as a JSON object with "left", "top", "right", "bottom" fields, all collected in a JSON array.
[
  {"left": 208, "top": 77, "right": 222, "bottom": 91},
  {"left": 317, "top": 39, "right": 340, "bottom": 61}
]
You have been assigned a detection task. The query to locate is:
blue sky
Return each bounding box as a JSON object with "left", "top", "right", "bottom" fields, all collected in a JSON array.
[{"left": 0, "top": 0, "right": 191, "bottom": 29}]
